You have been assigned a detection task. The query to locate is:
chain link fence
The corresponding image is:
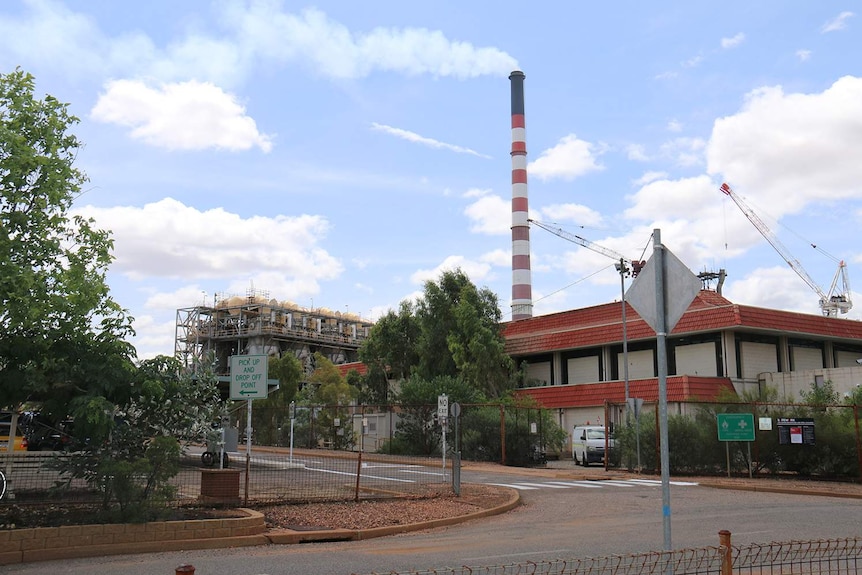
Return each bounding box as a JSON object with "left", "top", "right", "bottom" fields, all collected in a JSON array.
[
  {"left": 605, "top": 400, "right": 862, "bottom": 478},
  {"left": 354, "top": 534, "right": 862, "bottom": 575},
  {"left": 0, "top": 448, "right": 452, "bottom": 507},
  {"left": 244, "top": 403, "right": 555, "bottom": 467}
]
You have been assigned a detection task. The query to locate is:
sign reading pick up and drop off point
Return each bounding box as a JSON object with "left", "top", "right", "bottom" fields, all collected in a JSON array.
[{"left": 230, "top": 355, "right": 269, "bottom": 400}]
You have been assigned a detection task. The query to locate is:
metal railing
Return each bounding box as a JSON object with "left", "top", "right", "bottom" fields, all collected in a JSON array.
[
  {"left": 0, "top": 448, "right": 452, "bottom": 507},
  {"left": 354, "top": 533, "right": 862, "bottom": 575}
]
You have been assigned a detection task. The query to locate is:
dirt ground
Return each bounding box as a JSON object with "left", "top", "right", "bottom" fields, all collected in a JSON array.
[{"left": 0, "top": 483, "right": 512, "bottom": 530}]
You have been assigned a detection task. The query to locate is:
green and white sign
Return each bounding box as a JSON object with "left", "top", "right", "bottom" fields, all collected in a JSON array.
[
  {"left": 717, "top": 413, "right": 755, "bottom": 442},
  {"left": 230, "top": 355, "right": 269, "bottom": 400}
]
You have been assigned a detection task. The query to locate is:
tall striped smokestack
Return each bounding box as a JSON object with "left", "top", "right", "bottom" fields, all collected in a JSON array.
[{"left": 509, "top": 70, "right": 532, "bottom": 320}]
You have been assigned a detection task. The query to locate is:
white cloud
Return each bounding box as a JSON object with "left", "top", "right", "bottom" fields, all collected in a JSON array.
[
  {"left": 682, "top": 54, "right": 704, "bottom": 68},
  {"left": 666, "top": 120, "right": 683, "bottom": 132},
  {"left": 128, "top": 314, "right": 177, "bottom": 360},
  {"left": 626, "top": 143, "right": 649, "bottom": 161},
  {"left": 721, "top": 33, "right": 746, "bottom": 49},
  {"left": 91, "top": 80, "right": 273, "bottom": 152},
  {"left": 75, "top": 199, "right": 343, "bottom": 282},
  {"left": 480, "top": 249, "right": 510, "bottom": 267},
  {"left": 538, "top": 204, "right": 603, "bottom": 228},
  {"left": 724, "top": 267, "right": 823, "bottom": 315},
  {"left": 707, "top": 76, "right": 862, "bottom": 212},
  {"left": 463, "top": 188, "right": 491, "bottom": 199},
  {"left": 624, "top": 175, "right": 718, "bottom": 223},
  {"left": 371, "top": 123, "right": 491, "bottom": 158},
  {"left": 464, "top": 195, "right": 510, "bottom": 234},
  {"left": 660, "top": 137, "right": 707, "bottom": 167},
  {"left": 821, "top": 11, "right": 854, "bottom": 33},
  {"left": 0, "top": 1, "right": 517, "bottom": 84},
  {"left": 410, "top": 255, "right": 492, "bottom": 285},
  {"left": 796, "top": 49, "right": 812, "bottom": 62},
  {"left": 529, "top": 135, "right": 605, "bottom": 181},
  {"left": 632, "top": 171, "right": 669, "bottom": 187}
]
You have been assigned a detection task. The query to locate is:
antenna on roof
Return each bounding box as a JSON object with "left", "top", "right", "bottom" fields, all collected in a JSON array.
[{"left": 698, "top": 269, "right": 726, "bottom": 294}]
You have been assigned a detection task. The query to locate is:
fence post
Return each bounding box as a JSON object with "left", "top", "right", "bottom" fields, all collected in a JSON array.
[
  {"left": 850, "top": 404, "right": 862, "bottom": 479},
  {"left": 719, "top": 530, "right": 732, "bottom": 575},
  {"left": 354, "top": 449, "right": 362, "bottom": 502},
  {"left": 499, "top": 404, "right": 506, "bottom": 466}
]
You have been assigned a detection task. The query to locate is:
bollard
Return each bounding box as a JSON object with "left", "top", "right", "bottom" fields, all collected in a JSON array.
[
  {"left": 176, "top": 564, "right": 195, "bottom": 574},
  {"left": 719, "top": 530, "right": 732, "bottom": 575}
]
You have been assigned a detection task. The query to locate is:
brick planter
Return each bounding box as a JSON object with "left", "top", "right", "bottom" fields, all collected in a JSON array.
[
  {"left": 199, "top": 468, "right": 241, "bottom": 504},
  {"left": 0, "top": 508, "right": 267, "bottom": 565}
]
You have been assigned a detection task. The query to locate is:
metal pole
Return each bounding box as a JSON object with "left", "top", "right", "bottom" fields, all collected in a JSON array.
[
  {"left": 245, "top": 399, "right": 251, "bottom": 505},
  {"left": 620, "top": 259, "right": 630, "bottom": 407},
  {"left": 653, "top": 228, "right": 672, "bottom": 552}
]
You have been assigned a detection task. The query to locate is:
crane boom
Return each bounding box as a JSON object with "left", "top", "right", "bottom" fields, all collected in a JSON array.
[
  {"left": 529, "top": 219, "right": 645, "bottom": 276},
  {"left": 719, "top": 182, "right": 852, "bottom": 317}
]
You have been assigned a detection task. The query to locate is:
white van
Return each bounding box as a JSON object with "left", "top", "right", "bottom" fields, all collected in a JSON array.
[{"left": 572, "top": 425, "right": 611, "bottom": 466}]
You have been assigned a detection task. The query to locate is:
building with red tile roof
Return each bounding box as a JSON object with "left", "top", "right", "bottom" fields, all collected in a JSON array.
[{"left": 503, "top": 290, "right": 862, "bottom": 432}]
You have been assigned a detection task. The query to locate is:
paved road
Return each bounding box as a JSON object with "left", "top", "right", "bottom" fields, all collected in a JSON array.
[{"left": 4, "top": 469, "right": 862, "bottom": 575}]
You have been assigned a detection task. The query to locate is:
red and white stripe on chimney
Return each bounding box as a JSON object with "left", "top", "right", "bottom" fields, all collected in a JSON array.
[{"left": 509, "top": 70, "right": 532, "bottom": 320}]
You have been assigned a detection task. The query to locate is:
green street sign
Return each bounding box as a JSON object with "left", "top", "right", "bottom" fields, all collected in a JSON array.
[
  {"left": 717, "top": 413, "right": 755, "bottom": 442},
  {"left": 230, "top": 355, "right": 269, "bottom": 400}
]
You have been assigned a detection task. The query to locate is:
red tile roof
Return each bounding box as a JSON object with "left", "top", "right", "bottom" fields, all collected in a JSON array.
[
  {"left": 336, "top": 362, "right": 368, "bottom": 377},
  {"left": 514, "top": 376, "right": 735, "bottom": 408},
  {"left": 503, "top": 290, "right": 862, "bottom": 356}
]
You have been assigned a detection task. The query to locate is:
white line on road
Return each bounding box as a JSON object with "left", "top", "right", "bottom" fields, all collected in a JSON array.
[
  {"left": 543, "top": 481, "right": 604, "bottom": 488},
  {"left": 486, "top": 482, "right": 540, "bottom": 490}
]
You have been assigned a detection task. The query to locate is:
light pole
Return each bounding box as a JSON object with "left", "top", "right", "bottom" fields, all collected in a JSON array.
[{"left": 615, "top": 259, "right": 630, "bottom": 408}]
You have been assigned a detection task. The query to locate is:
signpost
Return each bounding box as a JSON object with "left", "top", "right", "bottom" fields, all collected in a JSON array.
[
  {"left": 438, "top": 394, "right": 448, "bottom": 473},
  {"left": 626, "top": 229, "right": 701, "bottom": 553},
  {"left": 717, "top": 413, "right": 755, "bottom": 478},
  {"left": 230, "top": 355, "right": 268, "bottom": 503},
  {"left": 717, "top": 413, "right": 755, "bottom": 442}
]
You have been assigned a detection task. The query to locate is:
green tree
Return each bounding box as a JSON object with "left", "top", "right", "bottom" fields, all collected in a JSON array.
[
  {"left": 266, "top": 353, "right": 303, "bottom": 405},
  {"left": 448, "top": 281, "right": 514, "bottom": 397},
  {"left": 247, "top": 354, "right": 304, "bottom": 445},
  {"left": 416, "top": 270, "right": 512, "bottom": 396},
  {"left": 361, "top": 269, "right": 514, "bottom": 399},
  {"left": 57, "top": 355, "right": 226, "bottom": 521},
  {"left": 386, "top": 374, "right": 484, "bottom": 456},
  {"left": 300, "top": 353, "right": 358, "bottom": 449},
  {"left": 0, "top": 68, "right": 135, "bottom": 411},
  {"left": 357, "top": 300, "right": 418, "bottom": 405}
]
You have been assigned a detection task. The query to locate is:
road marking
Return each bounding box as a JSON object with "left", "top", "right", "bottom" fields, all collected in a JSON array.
[
  {"left": 544, "top": 481, "right": 604, "bottom": 488},
  {"left": 625, "top": 479, "right": 700, "bottom": 486},
  {"left": 597, "top": 480, "right": 636, "bottom": 487},
  {"left": 486, "top": 482, "right": 540, "bottom": 490},
  {"left": 483, "top": 479, "right": 700, "bottom": 491}
]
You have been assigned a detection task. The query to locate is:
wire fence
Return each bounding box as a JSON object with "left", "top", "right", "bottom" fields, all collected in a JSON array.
[
  {"left": 354, "top": 534, "right": 862, "bottom": 575},
  {"left": 0, "top": 448, "right": 452, "bottom": 508},
  {"left": 244, "top": 403, "right": 552, "bottom": 467},
  {"left": 604, "top": 400, "right": 862, "bottom": 478}
]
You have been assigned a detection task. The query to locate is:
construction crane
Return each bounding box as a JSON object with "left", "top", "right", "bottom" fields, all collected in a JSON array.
[
  {"left": 719, "top": 182, "right": 852, "bottom": 317},
  {"left": 528, "top": 219, "right": 646, "bottom": 277}
]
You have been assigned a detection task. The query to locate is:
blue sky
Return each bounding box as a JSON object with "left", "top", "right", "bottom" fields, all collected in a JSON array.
[{"left": 2, "top": 1, "right": 861, "bottom": 359}]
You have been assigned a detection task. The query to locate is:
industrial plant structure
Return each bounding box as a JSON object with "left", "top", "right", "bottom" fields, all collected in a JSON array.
[{"left": 175, "top": 288, "right": 373, "bottom": 382}]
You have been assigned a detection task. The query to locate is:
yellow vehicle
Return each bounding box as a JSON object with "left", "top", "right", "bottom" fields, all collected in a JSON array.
[{"left": 0, "top": 421, "right": 28, "bottom": 452}]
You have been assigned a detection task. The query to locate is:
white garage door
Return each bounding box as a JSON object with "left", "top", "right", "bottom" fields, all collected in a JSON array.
[
  {"left": 567, "top": 356, "right": 600, "bottom": 384},
  {"left": 525, "top": 361, "right": 552, "bottom": 386},
  {"left": 619, "top": 349, "right": 654, "bottom": 380},
  {"left": 674, "top": 342, "right": 717, "bottom": 376},
  {"left": 791, "top": 346, "right": 823, "bottom": 371},
  {"left": 740, "top": 341, "right": 778, "bottom": 379}
]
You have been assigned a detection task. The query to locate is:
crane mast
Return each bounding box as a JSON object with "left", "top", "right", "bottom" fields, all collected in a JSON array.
[
  {"left": 719, "top": 182, "right": 852, "bottom": 317},
  {"left": 528, "top": 219, "right": 645, "bottom": 276}
]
